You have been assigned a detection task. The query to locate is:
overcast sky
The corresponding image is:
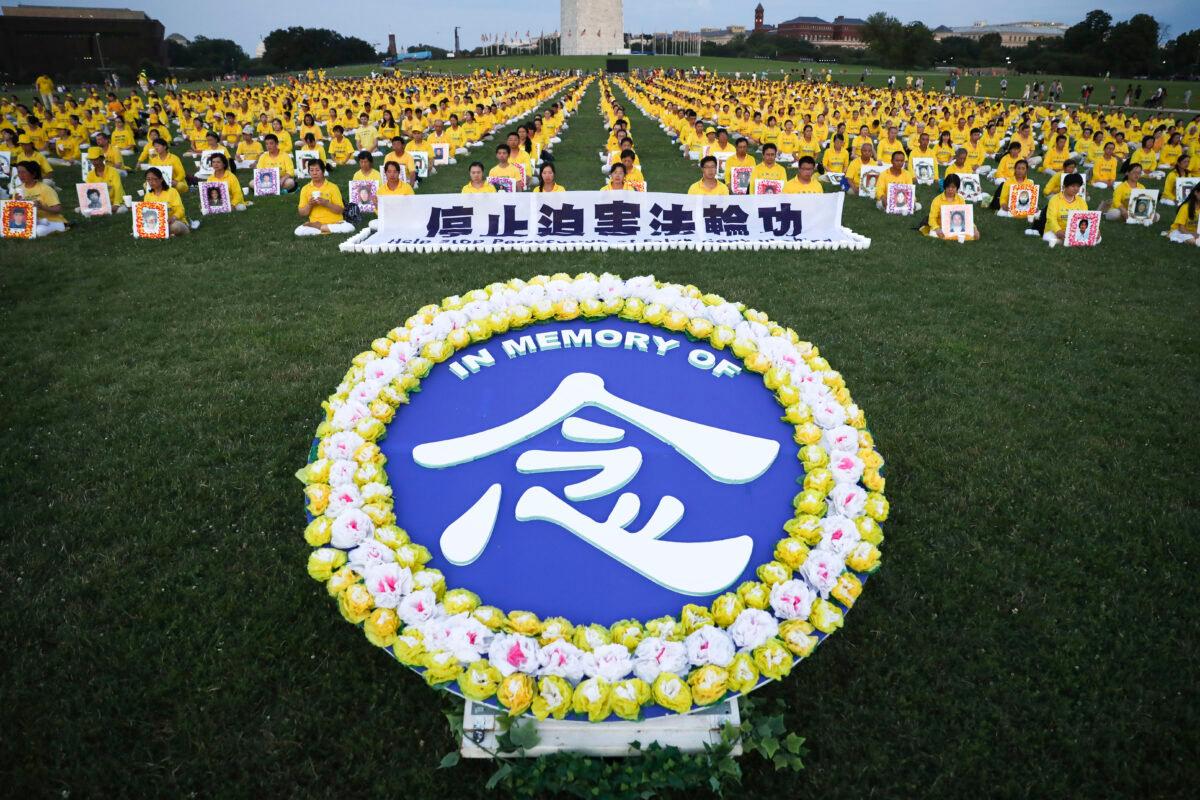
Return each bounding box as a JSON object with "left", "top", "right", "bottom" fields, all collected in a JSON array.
[{"left": 9, "top": 0, "right": 1194, "bottom": 53}]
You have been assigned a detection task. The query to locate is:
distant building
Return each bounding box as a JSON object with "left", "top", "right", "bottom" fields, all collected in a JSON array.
[
  {"left": 0, "top": 4, "right": 166, "bottom": 82},
  {"left": 698, "top": 25, "right": 747, "bottom": 45},
  {"left": 752, "top": 6, "right": 867, "bottom": 48},
  {"left": 933, "top": 20, "right": 1068, "bottom": 47},
  {"left": 561, "top": 0, "right": 627, "bottom": 56},
  {"left": 165, "top": 32, "right": 189, "bottom": 47}
]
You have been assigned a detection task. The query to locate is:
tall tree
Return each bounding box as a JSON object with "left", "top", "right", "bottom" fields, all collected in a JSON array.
[
  {"left": 1062, "top": 10, "right": 1112, "bottom": 52},
  {"left": 861, "top": 12, "right": 904, "bottom": 67},
  {"left": 262, "top": 27, "right": 376, "bottom": 70}
]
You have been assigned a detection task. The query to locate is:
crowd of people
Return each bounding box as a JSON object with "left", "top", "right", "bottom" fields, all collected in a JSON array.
[{"left": 2, "top": 68, "right": 1199, "bottom": 247}]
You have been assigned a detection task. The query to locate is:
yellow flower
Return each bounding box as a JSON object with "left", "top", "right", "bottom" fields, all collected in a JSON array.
[
  {"left": 792, "top": 422, "right": 823, "bottom": 445},
  {"left": 338, "top": 583, "right": 374, "bottom": 624},
  {"left": 610, "top": 678, "right": 652, "bottom": 720},
  {"left": 711, "top": 592, "right": 745, "bottom": 628},
  {"left": 531, "top": 675, "right": 573, "bottom": 721},
  {"left": 688, "top": 665, "right": 730, "bottom": 706},
  {"left": 651, "top": 673, "right": 693, "bottom": 714},
  {"left": 573, "top": 623, "right": 612, "bottom": 652},
  {"left": 784, "top": 514, "right": 823, "bottom": 546},
  {"left": 362, "top": 503, "right": 394, "bottom": 526},
  {"left": 572, "top": 677, "right": 613, "bottom": 722},
  {"left": 736, "top": 580, "right": 770, "bottom": 610},
  {"left": 778, "top": 620, "right": 818, "bottom": 657},
  {"left": 580, "top": 298, "right": 606, "bottom": 318},
  {"left": 458, "top": 660, "right": 502, "bottom": 701},
  {"left": 726, "top": 652, "right": 760, "bottom": 693},
  {"left": 423, "top": 650, "right": 464, "bottom": 685},
  {"left": 306, "top": 547, "right": 346, "bottom": 581},
  {"left": 506, "top": 610, "right": 542, "bottom": 637},
  {"left": 863, "top": 468, "right": 885, "bottom": 493},
  {"left": 799, "top": 444, "right": 829, "bottom": 470},
  {"left": 730, "top": 336, "right": 757, "bottom": 358},
  {"left": 412, "top": 568, "right": 446, "bottom": 599},
  {"left": 618, "top": 297, "right": 646, "bottom": 322},
  {"left": 686, "top": 317, "right": 713, "bottom": 340},
  {"left": 803, "top": 467, "right": 834, "bottom": 495},
  {"left": 774, "top": 538, "right": 809, "bottom": 570},
  {"left": 744, "top": 352, "right": 772, "bottom": 375},
  {"left": 709, "top": 325, "right": 736, "bottom": 350},
  {"left": 782, "top": 403, "right": 812, "bottom": 425},
  {"left": 538, "top": 617, "right": 575, "bottom": 646},
  {"left": 554, "top": 299, "right": 581, "bottom": 321},
  {"left": 392, "top": 629, "right": 426, "bottom": 666},
  {"left": 864, "top": 492, "right": 890, "bottom": 521},
  {"left": 792, "top": 489, "right": 827, "bottom": 518},
  {"left": 642, "top": 302, "right": 666, "bottom": 324},
  {"left": 831, "top": 573, "right": 863, "bottom": 608},
  {"left": 472, "top": 606, "right": 506, "bottom": 630},
  {"left": 763, "top": 366, "right": 791, "bottom": 390},
  {"left": 304, "top": 484, "right": 330, "bottom": 516},
  {"left": 393, "top": 542, "right": 432, "bottom": 569},
  {"left": 681, "top": 603, "right": 714, "bottom": 633},
  {"left": 846, "top": 542, "right": 883, "bottom": 574},
  {"left": 809, "top": 598, "right": 845, "bottom": 634},
  {"left": 442, "top": 589, "right": 481, "bottom": 616},
  {"left": 644, "top": 616, "right": 684, "bottom": 642},
  {"left": 295, "top": 458, "right": 331, "bottom": 484},
  {"left": 756, "top": 560, "right": 791, "bottom": 586},
  {"left": 855, "top": 516, "right": 884, "bottom": 545},
  {"left": 610, "top": 619, "right": 645, "bottom": 651},
  {"left": 325, "top": 566, "right": 360, "bottom": 597},
  {"left": 354, "top": 418, "right": 385, "bottom": 441},
  {"left": 753, "top": 638, "right": 794, "bottom": 680},
  {"left": 364, "top": 608, "right": 399, "bottom": 648},
  {"left": 662, "top": 310, "right": 688, "bottom": 332}
]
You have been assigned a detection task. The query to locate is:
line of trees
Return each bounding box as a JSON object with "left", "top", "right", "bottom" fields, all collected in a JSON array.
[
  {"left": 261, "top": 27, "right": 376, "bottom": 70},
  {"left": 166, "top": 36, "right": 249, "bottom": 75}
]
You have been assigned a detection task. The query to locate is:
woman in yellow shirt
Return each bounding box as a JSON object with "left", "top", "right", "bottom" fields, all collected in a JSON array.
[
  {"left": 462, "top": 162, "right": 497, "bottom": 193},
  {"left": 1091, "top": 142, "right": 1119, "bottom": 188},
  {"left": 820, "top": 135, "right": 851, "bottom": 182},
  {"left": 1161, "top": 155, "right": 1194, "bottom": 206},
  {"left": 601, "top": 163, "right": 630, "bottom": 191},
  {"left": 1166, "top": 183, "right": 1200, "bottom": 245},
  {"left": 688, "top": 156, "right": 730, "bottom": 195},
  {"left": 235, "top": 127, "right": 263, "bottom": 169},
  {"left": 144, "top": 166, "right": 190, "bottom": 236},
  {"left": 923, "top": 174, "right": 979, "bottom": 240},
  {"left": 256, "top": 134, "right": 298, "bottom": 193},
  {"left": 1043, "top": 173, "right": 1089, "bottom": 247},
  {"left": 206, "top": 154, "right": 247, "bottom": 210},
  {"left": 533, "top": 163, "right": 565, "bottom": 192},
  {"left": 146, "top": 138, "right": 188, "bottom": 193},
  {"left": 82, "top": 146, "right": 126, "bottom": 213},
  {"left": 12, "top": 161, "right": 66, "bottom": 235},
  {"left": 378, "top": 161, "right": 414, "bottom": 196},
  {"left": 1102, "top": 165, "right": 1157, "bottom": 224},
  {"left": 995, "top": 160, "right": 1037, "bottom": 218},
  {"left": 296, "top": 160, "right": 353, "bottom": 236}
]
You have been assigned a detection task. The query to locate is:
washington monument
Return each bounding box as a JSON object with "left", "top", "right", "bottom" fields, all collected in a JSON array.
[{"left": 560, "top": 0, "right": 625, "bottom": 56}]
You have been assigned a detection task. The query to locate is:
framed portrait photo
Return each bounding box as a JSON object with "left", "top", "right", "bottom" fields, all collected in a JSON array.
[
  {"left": 1175, "top": 177, "right": 1199, "bottom": 205},
  {"left": 1126, "top": 188, "right": 1158, "bottom": 225},
  {"left": 198, "top": 149, "right": 224, "bottom": 175},
  {"left": 729, "top": 166, "right": 753, "bottom": 195},
  {"left": 886, "top": 182, "right": 916, "bottom": 215},
  {"left": 714, "top": 153, "right": 731, "bottom": 180},
  {"left": 1064, "top": 210, "right": 1101, "bottom": 247},
  {"left": 132, "top": 200, "right": 169, "bottom": 239},
  {"left": 1007, "top": 183, "right": 1039, "bottom": 218},
  {"left": 940, "top": 203, "right": 973, "bottom": 238},
  {"left": 431, "top": 143, "right": 451, "bottom": 166},
  {"left": 958, "top": 172, "right": 982, "bottom": 201},
  {"left": 199, "top": 181, "right": 232, "bottom": 215},
  {"left": 859, "top": 165, "right": 883, "bottom": 198},
  {"left": 753, "top": 179, "right": 784, "bottom": 195},
  {"left": 412, "top": 151, "right": 430, "bottom": 179},
  {"left": 144, "top": 164, "right": 173, "bottom": 192},
  {"left": 253, "top": 167, "right": 281, "bottom": 196},
  {"left": 294, "top": 149, "right": 321, "bottom": 174},
  {"left": 349, "top": 179, "right": 378, "bottom": 214},
  {"left": 1, "top": 199, "right": 36, "bottom": 239},
  {"left": 512, "top": 160, "right": 526, "bottom": 190},
  {"left": 912, "top": 157, "right": 936, "bottom": 185},
  {"left": 488, "top": 176, "right": 515, "bottom": 193},
  {"left": 76, "top": 182, "right": 112, "bottom": 217}
]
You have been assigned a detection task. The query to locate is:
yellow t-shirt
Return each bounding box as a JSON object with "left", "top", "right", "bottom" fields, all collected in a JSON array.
[
  {"left": 927, "top": 192, "right": 971, "bottom": 233},
  {"left": 875, "top": 168, "right": 915, "bottom": 201},
  {"left": 146, "top": 187, "right": 187, "bottom": 223},
  {"left": 378, "top": 180, "right": 414, "bottom": 196},
  {"left": 352, "top": 168, "right": 382, "bottom": 184},
  {"left": 299, "top": 180, "right": 345, "bottom": 225},
  {"left": 1169, "top": 203, "right": 1198, "bottom": 232},
  {"left": 533, "top": 184, "right": 567, "bottom": 192},
  {"left": 85, "top": 166, "right": 124, "bottom": 206},
  {"left": 206, "top": 171, "right": 244, "bottom": 206},
  {"left": 19, "top": 181, "right": 66, "bottom": 222},
  {"left": 256, "top": 150, "right": 295, "bottom": 178},
  {"left": 687, "top": 180, "right": 730, "bottom": 195},
  {"left": 1092, "top": 156, "right": 1119, "bottom": 184},
  {"left": 328, "top": 137, "right": 355, "bottom": 162},
  {"left": 462, "top": 182, "right": 497, "bottom": 194},
  {"left": 1110, "top": 181, "right": 1144, "bottom": 213},
  {"left": 821, "top": 147, "right": 851, "bottom": 174},
  {"left": 783, "top": 177, "right": 823, "bottom": 194},
  {"left": 1044, "top": 193, "right": 1088, "bottom": 235}
]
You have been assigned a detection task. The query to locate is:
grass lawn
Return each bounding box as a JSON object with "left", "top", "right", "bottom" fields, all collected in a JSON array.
[{"left": 2, "top": 73, "right": 1199, "bottom": 799}]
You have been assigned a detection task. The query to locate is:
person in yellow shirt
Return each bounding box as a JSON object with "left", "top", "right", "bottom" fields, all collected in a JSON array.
[
  {"left": 993, "top": 141, "right": 1024, "bottom": 184},
  {"left": 110, "top": 117, "right": 135, "bottom": 155},
  {"left": 923, "top": 174, "right": 980, "bottom": 240},
  {"left": 1042, "top": 133, "right": 1072, "bottom": 175},
  {"left": 821, "top": 134, "right": 851, "bottom": 183},
  {"left": 795, "top": 124, "right": 821, "bottom": 160},
  {"left": 234, "top": 127, "right": 263, "bottom": 169},
  {"left": 206, "top": 153, "right": 247, "bottom": 210},
  {"left": 327, "top": 125, "right": 356, "bottom": 166},
  {"left": 384, "top": 137, "right": 417, "bottom": 185},
  {"left": 875, "top": 151, "right": 919, "bottom": 213},
  {"left": 352, "top": 152, "right": 381, "bottom": 184},
  {"left": 92, "top": 132, "right": 126, "bottom": 174},
  {"left": 144, "top": 166, "right": 190, "bottom": 236},
  {"left": 877, "top": 125, "right": 906, "bottom": 163},
  {"left": 724, "top": 137, "right": 756, "bottom": 190},
  {"left": 1102, "top": 165, "right": 1157, "bottom": 224},
  {"left": 144, "top": 138, "right": 188, "bottom": 193},
  {"left": 488, "top": 143, "right": 523, "bottom": 192},
  {"left": 1044, "top": 159, "right": 1083, "bottom": 197},
  {"left": 81, "top": 146, "right": 126, "bottom": 213},
  {"left": 1091, "top": 142, "right": 1120, "bottom": 188},
  {"left": 783, "top": 156, "right": 823, "bottom": 194},
  {"left": 533, "top": 163, "right": 566, "bottom": 192},
  {"left": 749, "top": 144, "right": 788, "bottom": 193},
  {"left": 775, "top": 121, "right": 800, "bottom": 164},
  {"left": 296, "top": 160, "right": 353, "bottom": 236},
  {"left": 688, "top": 156, "right": 730, "bottom": 195},
  {"left": 1043, "top": 173, "right": 1090, "bottom": 247},
  {"left": 995, "top": 159, "right": 1037, "bottom": 218},
  {"left": 378, "top": 160, "right": 415, "bottom": 196},
  {"left": 601, "top": 162, "right": 632, "bottom": 191},
  {"left": 14, "top": 135, "right": 53, "bottom": 184},
  {"left": 269, "top": 118, "right": 293, "bottom": 153},
  {"left": 48, "top": 125, "right": 80, "bottom": 166},
  {"left": 846, "top": 142, "right": 882, "bottom": 196},
  {"left": 1162, "top": 155, "right": 1195, "bottom": 206},
  {"left": 1127, "top": 135, "right": 1163, "bottom": 179},
  {"left": 462, "top": 161, "right": 497, "bottom": 193},
  {"left": 35, "top": 74, "right": 55, "bottom": 108},
  {"left": 256, "top": 134, "right": 297, "bottom": 192},
  {"left": 185, "top": 118, "right": 209, "bottom": 155},
  {"left": 12, "top": 161, "right": 66, "bottom": 235},
  {"left": 1166, "top": 183, "right": 1200, "bottom": 245}
]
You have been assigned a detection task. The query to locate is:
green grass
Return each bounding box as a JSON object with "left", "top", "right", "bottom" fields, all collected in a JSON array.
[{"left": 2, "top": 74, "right": 1200, "bottom": 799}]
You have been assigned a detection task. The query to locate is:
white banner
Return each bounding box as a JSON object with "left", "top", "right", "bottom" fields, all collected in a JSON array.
[{"left": 340, "top": 191, "right": 869, "bottom": 253}]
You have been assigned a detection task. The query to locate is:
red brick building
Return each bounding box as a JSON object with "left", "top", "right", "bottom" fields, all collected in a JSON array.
[{"left": 754, "top": 5, "right": 866, "bottom": 46}]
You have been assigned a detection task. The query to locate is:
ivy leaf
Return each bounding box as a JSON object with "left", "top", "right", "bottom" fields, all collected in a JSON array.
[
  {"left": 785, "top": 732, "right": 806, "bottom": 754},
  {"left": 760, "top": 736, "right": 780, "bottom": 760},
  {"left": 485, "top": 762, "right": 513, "bottom": 790},
  {"left": 438, "top": 752, "right": 460, "bottom": 769},
  {"left": 508, "top": 720, "right": 541, "bottom": 750}
]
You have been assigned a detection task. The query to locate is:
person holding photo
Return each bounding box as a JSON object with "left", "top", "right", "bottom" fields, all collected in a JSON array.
[
  {"left": 378, "top": 160, "right": 414, "bottom": 196},
  {"left": 461, "top": 161, "right": 497, "bottom": 194},
  {"left": 994, "top": 159, "right": 1037, "bottom": 218},
  {"left": 924, "top": 174, "right": 980, "bottom": 240},
  {"left": 1161, "top": 155, "right": 1194, "bottom": 206},
  {"left": 1102, "top": 165, "right": 1156, "bottom": 223},
  {"left": 146, "top": 139, "right": 188, "bottom": 193},
  {"left": 235, "top": 127, "right": 263, "bottom": 170},
  {"left": 352, "top": 152, "right": 382, "bottom": 185},
  {"left": 875, "top": 151, "right": 919, "bottom": 212},
  {"left": 206, "top": 154, "right": 246, "bottom": 211},
  {"left": 1166, "top": 182, "right": 1200, "bottom": 245},
  {"left": 144, "top": 166, "right": 190, "bottom": 236},
  {"left": 256, "top": 134, "right": 296, "bottom": 192},
  {"left": 296, "top": 160, "right": 353, "bottom": 236},
  {"left": 12, "top": 161, "right": 66, "bottom": 235},
  {"left": 489, "top": 143, "right": 523, "bottom": 190},
  {"left": 845, "top": 142, "right": 882, "bottom": 195},
  {"left": 384, "top": 137, "right": 417, "bottom": 186},
  {"left": 1043, "top": 173, "right": 1090, "bottom": 247}
]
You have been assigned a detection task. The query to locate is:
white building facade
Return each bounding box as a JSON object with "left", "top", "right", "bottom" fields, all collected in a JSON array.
[{"left": 561, "top": 0, "right": 626, "bottom": 56}]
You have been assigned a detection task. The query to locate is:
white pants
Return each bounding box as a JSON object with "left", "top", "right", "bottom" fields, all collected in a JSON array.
[
  {"left": 1168, "top": 229, "right": 1199, "bottom": 243},
  {"left": 1104, "top": 208, "right": 1123, "bottom": 221},
  {"left": 295, "top": 221, "right": 354, "bottom": 236},
  {"left": 36, "top": 220, "right": 66, "bottom": 236}
]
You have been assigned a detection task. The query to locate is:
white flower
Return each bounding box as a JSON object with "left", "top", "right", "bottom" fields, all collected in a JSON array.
[
  {"left": 827, "top": 483, "right": 867, "bottom": 518},
  {"left": 586, "top": 643, "right": 634, "bottom": 681},
  {"left": 488, "top": 633, "right": 539, "bottom": 676},
  {"left": 799, "top": 380, "right": 833, "bottom": 409},
  {"left": 571, "top": 277, "right": 601, "bottom": 301},
  {"left": 733, "top": 320, "right": 768, "bottom": 341},
  {"left": 332, "top": 400, "right": 371, "bottom": 431},
  {"left": 728, "top": 608, "right": 780, "bottom": 650},
  {"left": 538, "top": 639, "right": 589, "bottom": 683},
  {"left": 347, "top": 540, "right": 395, "bottom": 571},
  {"left": 597, "top": 273, "right": 626, "bottom": 301},
  {"left": 516, "top": 285, "right": 546, "bottom": 306},
  {"left": 327, "top": 459, "right": 358, "bottom": 487},
  {"left": 462, "top": 300, "right": 492, "bottom": 320},
  {"left": 323, "top": 431, "right": 365, "bottom": 461},
  {"left": 708, "top": 302, "right": 744, "bottom": 328},
  {"left": 348, "top": 380, "right": 383, "bottom": 406},
  {"left": 431, "top": 310, "right": 468, "bottom": 338},
  {"left": 363, "top": 563, "right": 413, "bottom": 608},
  {"left": 362, "top": 358, "right": 400, "bottom": 384},
  {"left": 397, "top": 588, "right": 440, "bottom": 626},
  {"left": 801, "top": 549, "right": 846, "bottom": 598},
  {"left": 829, "top": 452, "right": 865, "bottom": 485},
  {"left": 544, "top": 279, "right": 573, "bottom": 302},
  {"left": 822, "top": 425, "right": 860, "bottom": 454},
  {"left": 324, "top": 484, "right": 363, "bottom": 518},
  {"left": 769, "top": 579, "right": 816, "bottom": 620},
  {"left": 812, "top": 398, "right": 847, "bottom": 429},
  {"left": 672, "top": 296, "right": 706, "bottom": 319},
  {"left": 624, "top": 275, "right": 657, "bottom": 300},
  {"left": 361, "top": 482, "right": 392, "bottom": 503},
  {"left": 422, "top": 614, "right": 493, "bottom": 663},
  {"left": 632, "top": 637, "right": 689, "bottom": 683},
  {"left": 820, "top": 515, "right": 862, "bottom": 556},
  {"left": 388, "top": 340, "right": 417, "bottom": 365},
  {"left": 758, "top": 336, "right": 801, "bottom": 369},
  {"left": 330, "top": 508, "right": 374, "bottom": 548},
  {"left": 684, "top": 626, "right": 736, "bottom": 667}
]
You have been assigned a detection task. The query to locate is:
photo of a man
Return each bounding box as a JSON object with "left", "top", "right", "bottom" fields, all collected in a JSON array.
[
  {"left": 141, "top": 206, "right": 160, "bottom": 235},
  {"left": 10, "top": 205, "right": 28, "bottom": 232},
  {"left": 949, "top": 210, "right": 966, "bottom": 233}
]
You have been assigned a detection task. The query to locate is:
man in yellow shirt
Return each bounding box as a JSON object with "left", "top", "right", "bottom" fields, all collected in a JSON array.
[
  {"left": 784, "top": 156, "right": 823, "bottom": 194},
  {"left": 35, "top": 74, "right": 55, "bottom": 108},
  {"left": 256, "top": 134, "right": 297, "bottom": 192},
  {"left": 327, "top": 125, "right": 356, "bottom": 166},
  {"left": 235, "top": 127, "right": 263, "bottom": 169},
  {"left": 750, "top": 144, "right": 787, "bottom": 194},
  {"left": 81, "top": 145, "right": 126, "bottom": 213},
  {"left": 488, "top": 144, "right": 524, "bottom": 192},
  {"left": 688, "top": 155, "right": 729, "bottom": 195},
  {"left": 820, "top": 134, "right": 851, "bottom": 184},
  {"left": 383, "top": 137, "right": 417, "bottom": 186},
  {"left": 351, "top": 152, "right": 381, "bottom": 184},
  {"left": 875, "top": 151, "right": 919, "bottom": 212},
  {"left": 725, "top": 137, "right": 756, "bottom": 192}
]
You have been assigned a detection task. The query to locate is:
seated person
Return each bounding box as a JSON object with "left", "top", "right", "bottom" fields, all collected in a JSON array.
[
  {"left": 206, "top": 153, "right": 247, "bottom": 211},
  {"left": 1042, "top": 173, "right": 1090, "bottom": 248},
  {"left": 352, "top": 152, "right": 382, "bottom": 184},
  {"left": 256, "top": 134, "right": 297, "bottom": 193},
  {"left": 875, "top": 151, "right": 920, "bottom": 212},
  {"left": 688, "top": 155, "right": 729, "bottom": 195},
  {"left": 784, "top": 156, "right": 823, "bottom": 193},
  {"left": 1167, "top": 182, "right": 1200, "bottom": 245},
  {"left": 533, "top": 163, "right": 566, "bottom": 192},
  {"left": 234, "top": 127, "right": 263, "bottom": 170},
  {"left": 295, "top": 159, "right": 353, "bottom": 236},
  {"left": 1102, "top": 165, "right": 1158, "bottom": 223},
  {"left": 143, "top": 166, "right": 191, "bottom": 236},
  {"left": 81, "top": 146, "right": 127, "bottom": 214},
  {"left": 462, "top": 161, "right": 497, "bottom": 193},
  {"left": 11, "top": 160, "right": 66, "bottom": 235},
  {"left": 923, "top": 174, "right": 980, "bottom": 240},
  {"left": 378, "top": 160, "right": 414, "bottom": 196}
]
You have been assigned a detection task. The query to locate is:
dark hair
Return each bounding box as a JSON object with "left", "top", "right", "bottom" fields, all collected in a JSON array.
[
  {"left": 152, "top": 138, "right": 169, "bottom": 149},
  {"left": 797, "top": 156, "right": 816, "bottom": 168},
  {"left": 208, "top": 153, "right": 228, "bottom": 169},
  {"left": 383, "top": 160, "right": 401, "bottom": 174},
  {"left": 540, "top": 162, "right": 556, "bottom": 180},
  {"left": 468, "top": 160, "right": 485, "bottom": 173},
  {"left": 16, "top": 160, "right": 43, "bottom": 180},
  {"left": 357, "top": 151, "right": 373, "bottom": 163},
  {"left": 86, "top": 187, "right": 101, "bottom": 199},
  {"left": 943, "top": 173, "right": 961, "bottom": 190},
  {"left": 699, "top": 155, "right": 717, "bottom": 167},
  {"left": 1063, "top": 159, "right": 1077, "bottom": 170},
  {"left": 264, "top": 133, "right": 278, "bottom": 144},
  {"left": 495, "top": 144, "right": 510, "bottom": 155},
  {"left": 1186, "top": 182, "right": 1200, "bottom": 219},
  {"left": 735, "top": 137, "right": 749, "bottom": 146},
  {"left": 145, "top": 166, "right": 165, "bottom": 186},
  {"left": 305, "top": 159, "right": 327, "bottom": 174},
  {"left": 620, "top": 149, "right": 636, "bottom": 161},
  {"left": 333, "top": 125, "right": 344, "bottom": 134},
  {"left": 1062, "top": 173, "right": 1084, "bottom": 189}
]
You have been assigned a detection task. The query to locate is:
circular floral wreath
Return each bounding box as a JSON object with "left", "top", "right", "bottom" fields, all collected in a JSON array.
[{"left": 298, "top": 273, "right": 887, "bottom": 722}]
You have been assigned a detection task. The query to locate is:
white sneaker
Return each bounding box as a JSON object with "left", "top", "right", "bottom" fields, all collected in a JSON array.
[
  {"left": 1023, "top": 228, "right": 1039, "bottom": 236},
  {"left": 190, "top": 219, "right": 200, "bottom": 230}
]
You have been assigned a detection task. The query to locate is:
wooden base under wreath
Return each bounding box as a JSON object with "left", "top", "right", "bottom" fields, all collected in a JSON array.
[{"left": 460, "top": 698, "right": 743, "bottom": 758}]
